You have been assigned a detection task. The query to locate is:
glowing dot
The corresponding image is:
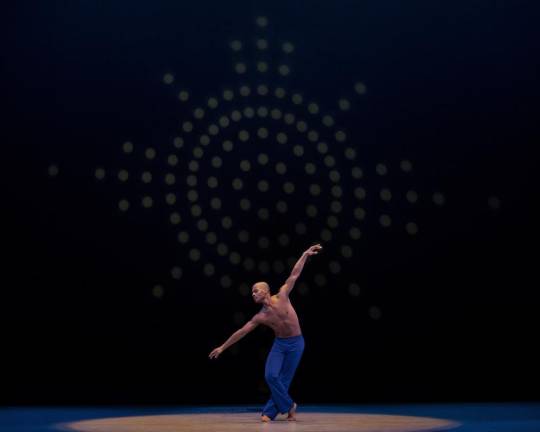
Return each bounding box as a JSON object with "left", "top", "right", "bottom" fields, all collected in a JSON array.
[
  {"left": 230, "top": 40, "right": 242, "bottom": 51},
  {"left": 295, "top": 223, "right": 307, "bottom": 235},
  {"left": 210, "top": 197, "right": 222, "bottom": 209},
  {"left": 296, "top": 120, "right": 307, "bottom": 133},
  {"left": 95, "top": 168, "right": 106, "bottom": 180},
  {"left": 335, "top": 131, "right": 347, "bottom": 142},
  {"left": 307, "top": 103, "right": 319, "bottom": 114},
  {"left": 379, "top": 214, "right": 392, "bottom": 227},
  {"left": 257, "top": 128, "right": 269, "bottom": 139},
  {"left": 376, "top": 164, "right": 388, "bottom": 176},
  {"left": 256, "top": 39, "right": 268, "bottom": 50},
  {"left": 258, "top": 180, "right": 269, "bottom": 192},
  {"left": 310, "top": 184, "right": 321, "bottom": 196},
  {"left": 322, "top": 115, "right": 335, "bottom": 127},
  {"left": 232, "top": 178, "right": 243, "bottom": 190},
  {"left": 258, "top": 208, "right": 269, "bottom": 220},
  {"left": 331, "top": 186, "right": 343, "bottom": 198},
  {"left": 171, "top": 266, "right": 183, "bottom": 280},
  {"left": 238, "top": 230, "right": 249, "bottom": 243},
  {"left": 48, "top": 164, "right": 59, "bottom": 177},
  {"left": 207, "top": 176, "right": 218, "bottom": 188},
  {"left": 282, "top": 42, "right": 294, "bottom": 53},
  {"left": 406, "top": 222, "right": 419, "bottom": 235},
  {"left": 173, "top": 137, "right": 184, "bottom": 148},
  {"left": 257, "top": 61, "right": 268, "bottom": 73},
  {"left": 178, "top": 91, "right": 189, "bottom": 102},
  {"left": 189, "top": 249, "right": 201, "bottom": 262},
  {"left": 186, "top": 175, "right": 197, "bottom": 187},
  {"left": 118, "top": 170, "right": 129, "bottom": 182},
  {"left": 317, "top": 142, "right": 328, "bottom": 154},
  {"left": 352, "top": 167, "right": 363, "bottom": 179},
  {"left": 275, "top": 162, "right": 287, "bottom": 175},
  {"left": 305, "top": 163, "right": 316, "bottom": 175},
  {"left": 256, "top": 16, "right": 268, "bottom": 27},
  {"left": 380, "top": 189, "right": 392, "bottom": 201},
  {"left": 314, "top": 274, "right": 326, "bottom": 287},
  {"left": 344, "top": 148, "right": 356, "bottom": 160},
  {"left": 258, "top": 237, "right": 270, "bottom": 248},
  {"left": 217, "top": 243, "right": 229, "bottom": 256},
  {"left": 187, "top": 190, "right": 198, "bottom": 202},
  {"left": 341, "top": 245, "right": 353, "bottom": 258},
  {"left": 331, "top": 201, "right": 342, "bottom": 213},
  {"left": 191, "top": 204, "right": 202, "bottom": 217},
  {"left": 354, "top": 207, "right": 366, "bottom": 220},
  {"left": 231, "top": 111, "right": 242, "bottom": 122},
  {"left": 142, "top": 196, "right": 153, "bottom": 208},
  {"left": 206, "top": 232, "right": 217, "bottom": 244},
  {"left": 284, "top": 113, "right": 295, "bottom": 124},
  {"left": 324, "top": 155, "right": 336, "bottom": 167},
  {"left": 276, "top": 132, "right": 288, "bottom": 144},
  {"left": 369, "top": 306, "right": 382, "bottom": 320},
  {"left": 220, "top": 276, "right": 232, "bottom": 289},
  {"left": 223, "top": 89, "right": 234, "bottom": 101},
  {"left": 329, "top": 170, "right": 340, "bottom": 182},
  {"left": 118, "top": 199, "right": 129, "bottom": 211},
  {"left": 271, "top": 108, "right": 282, "bottom": 119},
  {"left": 235, "top": 63, "right": 247, "bottom": 74},
  {"left": 165, "top": 173, "right": 176, "bottom": 185},
  {"left": 182, "top": 122, "right": 193, "bottom": 132},
  {"left": 283, "top": 182, "right": 295, "bottom": 194},
  {"left": 321, "top": 228, "right": 332, "bottom": 241},
  {"left": 275, "top": 88, "right": 286, "bottom": 98},
  {"left": 354, "top": 82, "right": 367, "bottom": 95},
  {"left": 211, "top": 156, "right": 223, "bottom": 168},
  {"left": 193, "top": 147, "right": 204, "bottom": 159},
  {"left": 348, "top": 283, "right": 361, "bottom": 296},
  {"left": 243, "top": 107, "right": 255, "bottom": 118},
  {"left": 193, "top": 108, "right": 205, "bottom": 119},
  {"left": 406, "top": 190, "right": 419, "bottom": 203},
  {"left": 190, "top": 222, "right": 209, "bottom": 239},
  {"left": 293, "top": 145, "right": 304, "bottom": 156},
  {"left": 152, "top": 285, "right": 164, "bottom": 299},
  {"left": 208, "top": 124, "right": 219, "bottom": 136},
  {"left": 163, "top": 73, "right": 174, "bottom": 84},
  {"left": 292, "top": 94, "right": 303, "bottom": 105},
  {"left": 276, "top": 201, "right": 288, "bottom": 213},
  {"left": 122, "top": 141, "right": 133, "bottom": 153},
  {"left": 170, "top": 212, "right": 181, "bottom": 225},
  {"left": 243, "top": 257, "right": 255, "bottom": 271},
  {"left": 178, "top": 231, "right": 190, "bottom": 243},
  {"left": 240, "top": 160, "right": 251, "bottom": 171},
  {"left": 240, "top": 198, "right": 251, "bottom": 210},
  {"left": 278, "top": 234, "right": 290, "bottom": 246},
  {"left": 338, "top": 99, "right": 351, "bottom": 111},
  {"left": 257, "top": 106, "right": 269, "bottom": 118},
  {"left": 141, "top": 171, "right": 152, "bottom": 183},
  {"left": 207, "top": 98, "right": 218, "bottom": 109},
  {"left": 167, "top": 154, "right": 178, "bottom": 166},
  {"left": 350, "top": 227, "right": 362, "bottom": 240},
  {"left": 401, "top": 159, "right": 413, "bottom": 172},
  {"left": 354, "top": 187, "right": 366, "bottom": 200},
  {"left": 239, "top": 85, "right": 251, "bottom": 96},
  {"left": 257, "top": 84, "right": 269, "bottom": 96},
  {"left": 165, "top": 193, "right": 176, "bottom": 205},
  {"left": 230, "top": 252, "right": 242, "bottom": 265},
  {"left": 278, "top": 65, "right": 290, "bottom": 76},
  {"left": 200, "top": 134, "right": 210, "bottom": 145},
  {"left": 306, "top": 205, "right": 318, "bottom": 217},
  {"left": 258, "top": 153, "right": 269, "bottom": 165},
  {"left": 204, "top": 263, "right": 215, "bottom": 276},
  {"left": 223, "top": 140, "right": 233, "bottom": 152},
  {"left": 238, "top": 130, "right": 250, "bottom": 142},
  {"left": 433, "top": 192, "right": 446, "bottom": 206},
  {"left": 308, "top": 130, "right": 319, "bottom": 142},
  {"left": 488, "top": 196, "right": 501, "bottom": 210},
  {"left": 221, "top": 216, "right": 233, "bottom": 229},
  {"left": 329, "top": 261, "right": 341, "bottom": 274},
  {"left": 145, "top": 148, "right": 156, "bottom": 160},
  {"left": 327, "top": 215, "right": 339, "bottom": 228}
]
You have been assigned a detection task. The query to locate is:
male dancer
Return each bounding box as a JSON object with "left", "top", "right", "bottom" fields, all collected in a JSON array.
[{"left": 209, "top": 243, "right": 323, "bottom": 422}]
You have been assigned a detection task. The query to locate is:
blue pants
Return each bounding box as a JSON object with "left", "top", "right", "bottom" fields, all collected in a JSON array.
[{"left": 262, "top": 334, "right": 305, "bottom": 420}]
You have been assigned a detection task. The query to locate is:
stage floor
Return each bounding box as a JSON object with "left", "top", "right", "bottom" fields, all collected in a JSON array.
[{"left": 1, "top": 403, "right": 539, "bottom": 432}]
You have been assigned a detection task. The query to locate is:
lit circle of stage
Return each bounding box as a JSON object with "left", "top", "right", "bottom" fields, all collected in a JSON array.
[{"left": 63, "top": 412, "right": 459, "bottom": 432}]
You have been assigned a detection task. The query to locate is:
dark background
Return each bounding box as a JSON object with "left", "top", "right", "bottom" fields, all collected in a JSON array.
[{"left": 2, "top": 0, "right": 539, "bottom": 405}]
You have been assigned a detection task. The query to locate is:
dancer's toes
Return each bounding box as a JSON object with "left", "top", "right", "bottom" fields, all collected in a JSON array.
[
  {"left": 287, "top": 402, "right": 297, "bottom": 421},
  {"left": 261, "top": 415, "right": 271, "bottom": 422}
]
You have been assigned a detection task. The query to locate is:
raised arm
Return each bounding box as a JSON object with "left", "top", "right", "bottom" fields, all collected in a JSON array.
[
  {"left": 279, "top": 243, "right": 323, "bottom": 297},
  {"left": 208, "top": 316, "right": 260, "bottom": 359}
]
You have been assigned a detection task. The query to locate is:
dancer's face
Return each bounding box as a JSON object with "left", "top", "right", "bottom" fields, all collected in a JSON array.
[{"left": 251, "top": 282, "right": 269, "bottom": 303}]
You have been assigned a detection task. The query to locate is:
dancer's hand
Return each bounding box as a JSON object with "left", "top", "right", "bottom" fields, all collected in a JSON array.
[
  {"left": 304, "top": 244, "right": 322, "bottom": 256},
  {"left": 209, "top": 346, "right": 224, "bottom": 359}
]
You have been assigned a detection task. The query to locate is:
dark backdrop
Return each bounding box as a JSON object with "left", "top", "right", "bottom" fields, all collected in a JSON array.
[{"left": 2, "top": 0, "right": 539, "bottom": 405}]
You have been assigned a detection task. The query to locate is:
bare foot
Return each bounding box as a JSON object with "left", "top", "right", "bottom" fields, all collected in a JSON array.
[
  {"left": 261, "top": 415, "right": 271, "bottom": 422},
  {"left": 287, "top": 402, "right": 297, "bottom": 421}
]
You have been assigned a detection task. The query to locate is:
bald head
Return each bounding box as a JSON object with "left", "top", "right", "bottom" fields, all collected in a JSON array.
[{"left": 251, "top": 281, "right": 270, "bottom": 303}]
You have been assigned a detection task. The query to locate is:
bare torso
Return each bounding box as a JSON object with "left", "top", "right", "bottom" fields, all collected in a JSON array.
[{"left": 255, "top": 293, "right": 302, "bottom": 338}]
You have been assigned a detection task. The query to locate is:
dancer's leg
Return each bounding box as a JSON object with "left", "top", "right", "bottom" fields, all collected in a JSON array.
[{"left": 261, "top": 342, "right": 293, "bottom": 418}]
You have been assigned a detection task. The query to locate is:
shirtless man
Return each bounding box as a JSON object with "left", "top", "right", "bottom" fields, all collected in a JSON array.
[{"left": 209, "top": 243, "right": 323, "bottom": 422}]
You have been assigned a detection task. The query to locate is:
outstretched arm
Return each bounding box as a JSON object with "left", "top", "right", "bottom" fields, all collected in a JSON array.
[
  {"left": 208, "top": 317, "right": 259, "bottom": 359},
  {"left": 279, "top": 243, "right": 323, "bottom": 297}
]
